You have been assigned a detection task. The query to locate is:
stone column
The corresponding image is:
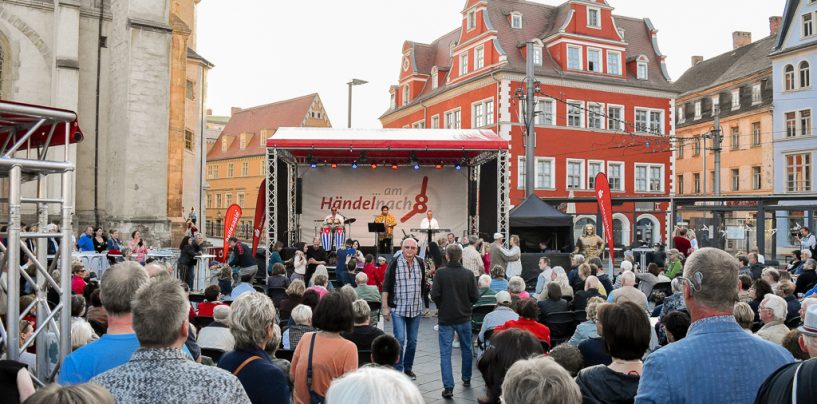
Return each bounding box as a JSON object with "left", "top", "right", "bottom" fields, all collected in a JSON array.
[{"left": 167, "top": 15, "right": 191, "bottom": 246}]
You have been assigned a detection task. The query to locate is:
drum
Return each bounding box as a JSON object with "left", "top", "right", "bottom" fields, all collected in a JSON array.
[
  {"left": 320, "top": 226, "right": 332, "bottom": 250},
  {"left": 334, "top": 226, "right": 345, "bottom": 252}
]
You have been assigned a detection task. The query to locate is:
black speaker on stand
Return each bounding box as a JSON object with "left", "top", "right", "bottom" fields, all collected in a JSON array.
[{"left": 468, "top": 180, "right": 478, "bottom": 216}]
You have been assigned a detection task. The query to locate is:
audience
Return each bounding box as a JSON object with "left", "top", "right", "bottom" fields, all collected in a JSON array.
[
  {"left": 762, "top": 267, "right": 781, "bottom": 293},
  {"left": 778, "top": 280, "right": 801, "bottom": 323},
  {"left": 267, "top": 263, "right": 291, "bottom": 291},
  {"left": 749, "top": 279, "right": 774, "bottom": 322},
  {"left": 576, "top": 301, "right": 650, "bottom": 403},
  {"left": 500, "top": 356, "right": 581, "bottom": 404},
  {"left": 70, "top": 295, "right": 99, "bottom": 350},
  {"left": 353, "top": 272, "right": 380, "bottom": 302},
  {"left": 577, "top": 303, "right": 612, "bottom": 368},
  {"left": 494, "top": 298, "right": 551, "bottom": 346},
  {"left": 22, "top": 383, "right": 112, "bottom": 404},
  {"left": 0, "top": 359, "right": 35, "bottom": 402},
  {"left": 325, "top": 367, "right": 423, "bottom": 404},
  {"left": 477, "top": 328, "right": 544, "bottom": 404},
  {"left": 59, "top": 262, "right": 149, "bottom": 384},
  {"left": 568, "top": 296, "right": 606, "bottom": 347},
  {"left": 755, "top": 304, "right": 817, "bottom": 402},
  {"left": 282, "top": 305, "right": 315, "bottom": 350},
  {"left": 658, "top": 278, "right": 687, "bottom": 319},
  {"left": 229, "top": 273, "right": 255, "bottom": 301},
  {"left": 279, "top": 280, "right": 306, "bottom": 321},
  {"left": 475, "top": 274, "right": 498, "bottom": 306},
  {"left": 636, "top": 263, "right": 663, "bottom": 298},
  {"left": 371, "top": 335, "right": 401, "bottom": 367},
  {"left": 756, "top": 294, "right": 790, "bottom": 345},
  {"left": 571, "top": 276, "right": 605, "bottom": 311},
  {"left": 507, "top": 276, "right": 529, "bottom": 300},
  {"left": 607, "top": 271, "right": 648, "bottom": 309},
  {"left": 734, "top": 302, "right": 756, "bottom": 333},
  {"left": 85, "top": 289, "right": 107, "bottom": 332},
  {"left": 636, "top": 248, "right": 794, "bottom": 402},
  {"left": 197, "top": 285, "right": 226, "bottom": 317},
  {"left": 781, "top": 329, "right": 810, "bottom": 361},
  {"left": 290, "top": 291, "right": 358, "bottom": 404},
  {"left": 795, "top": 258, "right": 817, "bottom": 296},
  {"left": 338, "top": 285, "right": 358, "bottom": 303},
  {"left": 91, "top": 277, "right": 250, "bottom": 402},
  {"left": 738, "top": 274, "right": 753, "bottom": 303},
  {"left": 662, "top": 310, "right": 691, "bottom": 343},
  {"left": 536, "top": 266, "right": 573, "bottom": 301},
  {"left": 197, "top": 305, "right": 235, "bottom": 353},
  {"left": 70, "top": 261, "right": 88, "bottom": 296},
  {"left": 341, "top": 299, "right": 385, "bottom": 352},
  {"left": 537, "top": 282, "right": 569, "bottom": 323},
  {"left": 478, "top": 291, "right": 519, "bottom": 345},
  {"left": 306, "top": 274, "right": 330, "bottom": 299},
  {"left": 218, "top": 292, "right": 290, "bottom": 404},
  {"left": 489, "top": 265, "right": 508, "bottom": 293},
  {"left": 547, "top": 344, "right": 583, "bottom": 377}
]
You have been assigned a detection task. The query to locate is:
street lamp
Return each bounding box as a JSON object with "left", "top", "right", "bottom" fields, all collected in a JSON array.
[{"left": 347, "top": 78, "right": 368, "bottom": 128}]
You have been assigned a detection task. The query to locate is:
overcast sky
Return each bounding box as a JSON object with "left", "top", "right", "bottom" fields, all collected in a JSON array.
[{"left": 198, "top": 0, "right": 785, "bottom": 128}]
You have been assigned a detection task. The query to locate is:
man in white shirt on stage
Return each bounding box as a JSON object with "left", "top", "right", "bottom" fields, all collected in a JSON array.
[
  {"left": 420, "top": 210, "right": 439, "bottom": 231},
  {"left": 324, "top": 206, "right": 345, "bottom": 226}
]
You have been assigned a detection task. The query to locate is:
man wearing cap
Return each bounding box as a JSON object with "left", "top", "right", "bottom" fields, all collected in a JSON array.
[
  {"left": 462, "top": 235, "right": 485, "bottom": 278},
  {"left": 477, "top": 291, "right": 518, "bottom": 345},
  {"left": 755, "top": 304, "right": 817, "bottom": 402},
  {"left": 197, "top": 305, "right": 235, "bottom": 353},
  {"left": 489, "top": 233, "right": 509, "bottom": 275}
]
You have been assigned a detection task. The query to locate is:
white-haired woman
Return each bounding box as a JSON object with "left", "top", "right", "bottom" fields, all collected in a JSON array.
[
  {"left": 282, "top": 304, "right": 315, "bottom": 350},
  {"left": 537, "top": 266, "right": 573, "bottom": 301},
  {"left": 309, "top": 264, "right": 335, "bottom": 290},
  {"left": 508, "top": 276, "right": 530, "bottom": 300},
  {"left": 501, "top": 356, "right": 581, "bottom": 404},
  {"left": 217, "top": 292, "right": 290, "bottom": 403},
  {"left": 326, "top": 366, "right": 423, "bottom": 404}
]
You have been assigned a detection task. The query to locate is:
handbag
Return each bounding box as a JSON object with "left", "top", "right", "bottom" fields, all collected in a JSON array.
[{"left": 306, "top": 333, "right": 325, "bottom": 404}]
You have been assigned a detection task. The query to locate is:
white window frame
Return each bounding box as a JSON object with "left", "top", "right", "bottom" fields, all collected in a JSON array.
[
  {"left": 804, "top": 13, "right": 814, "bottom": 38},
  {"left": 587, "top": 102, "right": 605, "bottom": 129},
  {"left": 752, "top": 166, "right": 761, "bottom": 190},
  {"left": 694, "top": 101, "right": 702, "bottom": 119},
  {"left": 431, "top": 67, "right": 439, "bottom": 90},
  {"left": 752, "top": 83, "right": 762, "bottom": 104},
  {"left": 635, "top": 107, "right": 664, "bottom": 135},
  {"left": 731, "top": 89, "right": 740, "bottom": 110},
  {"left": 800, "top": 109, "right": 813, "bottom": 137},
  {"left": 524, "top": 97, "right": 556, "bottom": 126},
  {"left": 693, "top": 173, "right": 701, "bottom": 194},
  {"left": 587, "top": 160, "right": 605, "bottom": 189},
  {"left": 567, "top": 100, "right": 585, "bottom": 128},
  {"left": 634, "top": 163, "right": 665, "bottom": 193},
  {"left": 519, "top": 157, "right": 557, "bottom": 190},
  {"left": 607, "top": 104, "right": 623, "bottom": 131},
  {"left": 607, "top": 161, "right": 625, "bottom": 192},
  {"left": 785, "top": 153, "right": 812, "bottom": 193},
  {"left": 412, "top": 120, "right": 425, "bottom": 129},
  {"left": 431, "top": 114, "right": 440, "bottom": 129},
  {"left": 637, "top": 58, "right": 649, "bottom": 80},
  {"left": 677, "top": 106, "right": 685, "bottom": 124},
  {"left": 475, "top": 45, "right": 485, "bottom": 70},
  {"left": 206, "top": 193, "right": 212, "bottom": 209},
  {"left": 566, "top": 159, "right": 586, "bottom": 190},
  {"left": 785, "top": 64, "right": 796, "bottom": 91},
  {"left": 731, "top": 168, "right": 740, "bottom": 192},
  {"left": 787, "top": 111, "right": 798, "bottom": 137},
  {"left": 677, "top": 174, "right": 685, "bottom": 195},
  {"left": 606, "top": 51, "right": 621, "bottom": 75},
  {"left": 472, "top": 100, "right": 484, "bottom": 127},
  {"left": 567, "top": 45, "right": 583, "bottom": 71},
  {"left": 467, "top": 9, "right": 477, "bottom": 31},
  {"left": 800, "top": 61, "right": 811, "bottom": 88},
  {"left": 587, "top": 6, "right": 601, "bottom": 28},
  {"left": 444, "top": 108, "right": 462, "bottom": 129},
  {"left": 587, "top": 47, "right": 602, "bottom": 73},
  {"left": 533, "top": 47, "right": 543, "bottom": 65},
  {"left": 511, "top": 12, "right": 523, "bottom": 29},
  {"left": 752, "top": 121, "right": 761, "bottom": 146},
  {"left": 402, "top": 85, "right": 409, "bottom": 106},
  {"left": 711, "top": 95, "right": 720, "bottom": 116},
  {"left": 460, "top": 52, "right": 469, "bottom": 75},
  {"left": 241, "top": 161, "right": 248, "bottom": 177}
]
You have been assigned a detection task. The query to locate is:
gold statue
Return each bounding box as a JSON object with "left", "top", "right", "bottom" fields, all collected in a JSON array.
[{"left": 574, "top": 223, "right": 605, "bottom": 258}]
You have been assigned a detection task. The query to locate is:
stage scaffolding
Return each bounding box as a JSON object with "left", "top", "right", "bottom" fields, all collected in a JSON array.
[{"left": 0, "top": 101, "right": 80, "bottom": 383}]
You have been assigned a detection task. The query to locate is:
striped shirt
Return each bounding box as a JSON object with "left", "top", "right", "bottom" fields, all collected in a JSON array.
[{"left": 393, "top": 256, "right": 424, "bottom": 318}]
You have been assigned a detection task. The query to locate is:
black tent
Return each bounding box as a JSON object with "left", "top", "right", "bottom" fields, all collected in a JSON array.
[{"left": 509, "top": 195, "right": 573, "bottom": 254}]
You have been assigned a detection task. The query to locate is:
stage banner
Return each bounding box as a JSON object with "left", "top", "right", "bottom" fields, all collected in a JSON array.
[
  {"left": 251, "top": 179, "right": 266, "bottom": 256},
  {"left": 223, "top": 204, "right": 243, "bottom": 259},
  {"left": 594, "top": 172, "right": 615, "bottom": 272},
  {"left": 300, "top": 167, "right": 468, "bottom": 246}
]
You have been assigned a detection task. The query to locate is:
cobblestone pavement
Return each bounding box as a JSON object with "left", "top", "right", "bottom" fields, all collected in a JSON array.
[{"left": 379, "top": 309, "right": 484, "bottom": 404}]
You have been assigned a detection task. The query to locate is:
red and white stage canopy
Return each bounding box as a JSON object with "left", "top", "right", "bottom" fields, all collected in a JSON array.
[{"left": 0, "top": 100, "right": 84, "bottom": 152}]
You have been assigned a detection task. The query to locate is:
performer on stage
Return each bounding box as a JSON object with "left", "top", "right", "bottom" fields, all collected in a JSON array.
[
  {"left": 322, "top": 207, "right": 345, "bottom": 251},
  {"left": 420, "top": 210, "right": 439, "bottom": 230},
  {"left": 374, "top": 206, "right": 397, "bottom": 253}
]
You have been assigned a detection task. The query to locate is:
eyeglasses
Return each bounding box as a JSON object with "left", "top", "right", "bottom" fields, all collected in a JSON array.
[{"left": 403, "top": 246, "right": 417, "bottom": 250}]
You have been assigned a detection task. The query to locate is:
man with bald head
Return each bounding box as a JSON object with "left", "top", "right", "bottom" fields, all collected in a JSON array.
[
  {"left": 145, "top": 261, "right": 172, "bottom": 278},
  {"left": 637, "top": 248, "right": 793, "bottom": 403},
  {"left": 607, "top": 271, "right": 647, "bottom": 309},
  {"left": 381, "top": 237, "right": 426, "bottom": 380}
]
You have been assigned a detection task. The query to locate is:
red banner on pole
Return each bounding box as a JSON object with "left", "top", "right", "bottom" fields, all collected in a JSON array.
[
  {"left": 223, "top": 204, "right": 243, "bottom": 259},
  {"left": 251, "top": 179, "right": 266, "bottom": 256},
  {"left": 594, "top": 173, "right": 615, "bottom": 267}
]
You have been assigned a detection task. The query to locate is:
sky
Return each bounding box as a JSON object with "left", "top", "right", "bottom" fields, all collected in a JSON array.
[{"left": 197, "top": 0, "right": 785, "bottom": 128}]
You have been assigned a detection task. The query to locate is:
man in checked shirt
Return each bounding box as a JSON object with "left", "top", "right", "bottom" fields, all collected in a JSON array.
[{"left": 381, "top": 237, "right": 426, "bottom": 380}]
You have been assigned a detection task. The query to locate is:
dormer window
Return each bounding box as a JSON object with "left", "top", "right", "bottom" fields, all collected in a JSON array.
[
  {"left": 636, "top": 56, "right": 649, "bottom": 80},
  {"left": 587, "top": 7, "right": 601, "bottom": 28},
  {"left": 533, "top": 47, "right": 542, "bottom": 65},
  {"left": 460, "top": 52, "right": 469, "bottom": 75},
  {"left": 511, "top": 12, "right": 522, "bottom": 29},
  {"left": 402, "top": 85, "right": 410, "bottom": 106},
  {"left": 467, "top": 10, "right": 476, "bottom": 31},
  {"left": 239, "top": 133, "right": 248, "bottom": 150},
  {"left": 431, "top": 67, "right": 439, "bottom": 90},
  {"left": 390, "top": 90, "right": 396, "bottom": 109},
  {"left": 221, "top": 137, "right": 229, "bottom": 152},
  {"left": 449, "top": 42, "right": 456, "bottom": 57},
  {"left": 587, "top": 48, "right": 602, "bottom": 73}
]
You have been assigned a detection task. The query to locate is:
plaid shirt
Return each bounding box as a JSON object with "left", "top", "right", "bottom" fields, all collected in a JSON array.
[
  {"left": 462, "top": 246, "right": 485, "bottom": 277},
  {"left": 393, "top": 256, "right": 424, "bottom": 318}
]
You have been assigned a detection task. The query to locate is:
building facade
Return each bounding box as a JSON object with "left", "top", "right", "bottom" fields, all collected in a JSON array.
[
  {"left": 0, "top": 0, "right": 211, "bottom": 246},
  {"left": 380, "top": 0, "right": 676, "bottom": 247},
  {"left": 771, "top": 0, "right": 817, "bottom": 249},
  {"left": 205, "top": 94, "right": 330, "bottom": 242},
  {"left": 673, "top": 28, "right": 778, "bottom": 253}
]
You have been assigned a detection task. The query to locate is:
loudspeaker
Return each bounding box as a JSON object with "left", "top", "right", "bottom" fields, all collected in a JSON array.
[
  {"left": 295, "top": 178, "right": 303, "bottom": 214},
  {"left": 468, "top": 180, "right": 478, "bottom": 216}
]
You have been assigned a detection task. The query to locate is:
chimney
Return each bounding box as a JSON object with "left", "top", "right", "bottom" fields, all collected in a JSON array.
[
  {"left": 691, "top": 56, "right": 704, "bottom": 67},
  {"left": 206, "top": 108, "right": 212, "bottom": 116},
  {"left": 230, "top": 107, "right": 242, "bottom": 116},
  {"left": 770, "top": 16, "right": 782, "bottom": 36},
  {"left": 732, "top": 31, "right": 752, "bottom": 49}
]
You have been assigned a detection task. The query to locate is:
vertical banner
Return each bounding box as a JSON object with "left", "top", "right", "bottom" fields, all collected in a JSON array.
[
  {"left": 251, "top": 179, "right": 266, "bottom": 256},
  {"left": 594, "top": 173, "right": 615, "bottom": 273},
  {"left": 223, "top": 204, "right": 243, "bottom": 259}
]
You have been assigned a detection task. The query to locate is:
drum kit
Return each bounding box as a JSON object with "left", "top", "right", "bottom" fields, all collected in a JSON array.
[{"left": 314, "top": 217, "right": 356, "bottom": 251}]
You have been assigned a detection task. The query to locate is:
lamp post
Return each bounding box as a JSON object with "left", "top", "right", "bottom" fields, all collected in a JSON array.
[
  {"left": 515, "top": 41, "right": 541, "bottom": 197},
  {"left": 347, "top": 78, "right": 368, "bottom": 128}
]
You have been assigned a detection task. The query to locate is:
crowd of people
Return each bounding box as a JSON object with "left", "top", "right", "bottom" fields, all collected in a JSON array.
[{"left": 3, "top": 224, "right": 817, "bottom": 403}]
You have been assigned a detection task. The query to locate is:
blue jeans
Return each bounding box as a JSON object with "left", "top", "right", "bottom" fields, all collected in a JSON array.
[
  {"left": 438, "top": 321, "right": 473, "bottom": 389},
  {"left": 392, "top": 312, "right": 421, "bottom": 372}
]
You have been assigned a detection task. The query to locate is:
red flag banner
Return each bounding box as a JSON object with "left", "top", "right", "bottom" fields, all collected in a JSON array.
[
  {"left": 223, "top": 204, "right": 243, "bottom": 259},
  {"left": 251, "top": 179, "right": 266, "bottom": 256},
  {"left": 594, "top": 172, "right": 615, "bottom": 266}
]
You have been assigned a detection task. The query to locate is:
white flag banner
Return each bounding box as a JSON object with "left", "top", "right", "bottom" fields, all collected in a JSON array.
[{"left": 300, "top": 166, "right": 468, "bottom": 247}]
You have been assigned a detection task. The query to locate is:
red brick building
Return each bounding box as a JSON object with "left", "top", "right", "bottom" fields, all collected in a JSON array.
[{"left": 381, "top": 0, "right": 677, "bottom": 247}]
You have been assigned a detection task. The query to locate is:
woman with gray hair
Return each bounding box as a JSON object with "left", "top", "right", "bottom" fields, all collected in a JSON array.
[
  {"left": 500, "top": 356, "right": 581, "bottom": 404},
  {"left": 507, "top": 276, "right": 529, "bottom": 299},
  {"left": 282, "top": 304, "right": 315, "bottom": 349},
  {"left": 326, "top": 366, "right": 423, "bottom": 404},
  {"left": 218, "top": 291, "right": 290, "bottom": 403},
  {"left": 536, "top": 266, "right": 573, "bottom": 301},
  {"left": 658, "top": 277, "right": 687, "bottom": 319}
]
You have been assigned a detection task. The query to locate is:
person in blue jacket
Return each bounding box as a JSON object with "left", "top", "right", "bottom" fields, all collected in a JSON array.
[{"left": 77, "top": 226, "right": 95, "bottom": 252}]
